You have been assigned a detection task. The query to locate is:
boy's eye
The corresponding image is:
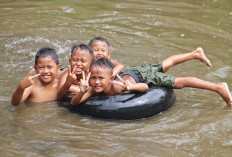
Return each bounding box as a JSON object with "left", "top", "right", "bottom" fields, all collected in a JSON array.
[
  {"left": 72, "top": 58, "right": 78, "bottom": 62},
  {"left": 99, "top": 77, "right": 104, "bottom": 80},
  {"left": 48, "top": 65, "right": 53, "bottom": 69},
  {"left": 38, "top": 66, "right": 44, "bottom": 69},
  {"left": 91, "top": 77, "right": 96, "bottom": 80}
]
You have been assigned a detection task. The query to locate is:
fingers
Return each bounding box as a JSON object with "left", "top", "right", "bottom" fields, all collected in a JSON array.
[
  {"left": 27, "top": 69, "right": 35, "bottom": 76},
  {"left": 114, "top": 81, "right": 125, "bottom": 87},
  {"left": 82, "top": 71, "right": 91, "bottom": 82},
  {"left": 82, "top": 71, "right": 85, "bottom": 81},
  {"left": 30, "top": 74, "right": 40, "bottom": 80},
  {"left": 68, "top": 65, "right": 71, "bottom": 74},
  {"left": 125, "top": 80, "right": 132, "bottom": 86},
  {"left": 116, "top": 74, "right": 124, "bottom": 82},
  {"left": 125, "top": 80, "right": 132, "bottom": 91},
  {"left": 72, "top": 65, "right": 77, "bottom": 75},
  {"left": 86, "top": 72, "right": 91, "bottom": 82}
]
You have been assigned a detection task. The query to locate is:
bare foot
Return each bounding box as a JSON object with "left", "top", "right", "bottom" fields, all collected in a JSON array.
[
  {"left": 194, "top": 47, "right": 212, "bottom": 67},
  {"left": 218, "top": 83, "right": 232, "bottom": 107}
]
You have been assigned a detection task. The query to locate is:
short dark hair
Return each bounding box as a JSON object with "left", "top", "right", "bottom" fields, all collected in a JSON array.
[
  {"left": 90, "top": 58, "right": 113, "bottom": 75},
  {"left": 35, "top": 47, "right": 59, "bottom": 65},
  {"left": 71, "top": 44, "right": 93, "bottom": 58},
  {"left": 88, "top": 37, "right": 110, "bottom": 48}
]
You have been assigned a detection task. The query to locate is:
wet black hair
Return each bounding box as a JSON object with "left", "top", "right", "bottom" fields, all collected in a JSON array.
[
  {"left": 71, "top": 44, "right": 93, "bottom": 58},
  {"left": 88, "top": 37, "right": 110, "bottom": 48},
  {"left": 90, "top": 58, "right": 113, "bottom": 75},
  {"left": 35, "top": 47, "right": 59, "bottom": 65}
]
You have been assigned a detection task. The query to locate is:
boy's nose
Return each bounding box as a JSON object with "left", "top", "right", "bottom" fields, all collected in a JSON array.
[
  {"left": 95, "top": 79, "right": 100, "bottom": 83},
  {"left": 44, "top": 67, "right": 49, "bottom": 73},
  {"left": 97, "top": 51, "right": 103, "bottom": 54},
  {"left": 76, "top": 60, "right": 81, "bottom": 65}
]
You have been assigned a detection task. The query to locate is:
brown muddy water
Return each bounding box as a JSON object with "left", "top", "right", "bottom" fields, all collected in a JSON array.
[{"left": 1, "top": 0, "right": 232, "bottom": 156}]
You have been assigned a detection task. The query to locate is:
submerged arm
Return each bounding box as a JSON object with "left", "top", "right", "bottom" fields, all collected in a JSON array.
[{"left": 11, "top": 86, "right": 31, "bottom": 106}]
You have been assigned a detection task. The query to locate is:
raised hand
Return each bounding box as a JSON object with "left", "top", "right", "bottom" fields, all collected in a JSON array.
[
  {"left": 19, "top": 69, "right": 40, "bottom": 90},
  {"left": 115, "top": 74, "right": 133, "bottom": 92},
  {"left": 79, "top": 71, "right": 91, "bottom": 93},
  {"left": 66, "top": 65, "right": 77, "bottom": 85}
]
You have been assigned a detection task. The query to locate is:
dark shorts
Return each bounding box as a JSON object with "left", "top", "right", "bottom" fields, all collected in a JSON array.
[
  {"left": 115, "top": 71, "right": 141, "bottom": 83},
  {"left": 128, "top": 62, "right": 175, "bottom": 87}
]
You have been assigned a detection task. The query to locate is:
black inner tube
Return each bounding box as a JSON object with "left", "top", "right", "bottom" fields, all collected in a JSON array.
[{"left": 60, "top": 86, "right": 176, "bottom": 121}]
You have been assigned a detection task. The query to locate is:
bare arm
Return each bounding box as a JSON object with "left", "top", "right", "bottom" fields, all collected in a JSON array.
[
  {"left": 128, "top": 83, "right": 148, "bottom": 92},
  {"left": 114, "top": 81, "right": 148, "bottom": 93},
  {"left": 111, "top": 60, "right": 124, "bottom": 77},
  {"left": 11, "top": 86, "right": 31, "bottom": 106},
  {"left": 11, "top": 69, "right": 40, "bottom": 106},
  {"left": 71, "top": 91, "right": 92, "bottom": 106},
  {"left": 57, "top": 66, "right": 77, "bottom": 100},
  {"left": 114, "top": 74, "right": 148, "bottom": 93},
  {"left": 71, "top": 72, "right": 92, "bottom": 106}
]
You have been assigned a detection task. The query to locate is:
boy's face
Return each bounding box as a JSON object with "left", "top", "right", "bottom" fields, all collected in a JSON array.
[
  {"left": 89, "top": 66, "right": 113, "bottom": 93},
  {"left": 91, "top": 41, "right": 110, "bottom": 60},
  {"left": 34, "top": 56, "right": 60, "bottom": 84},
  {"left": 69, "top": 49, "right": 92, "bottom": 75}
]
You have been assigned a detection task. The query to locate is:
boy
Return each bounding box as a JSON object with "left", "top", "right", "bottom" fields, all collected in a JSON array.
[
  {"left": 120, "top": 47, "right": 232, "bottom": 107},
  {"left": 57, "top": 44, "right": 93, "bottom": 100},
  {"left": 71, "top": 58, "right": 148, "bottom": 105},
  {"left": 88, "top": 37, "right": 124, "bottom": 77},
  {"left": 11, "top": 47, "right": 61, "bottom": 106}
]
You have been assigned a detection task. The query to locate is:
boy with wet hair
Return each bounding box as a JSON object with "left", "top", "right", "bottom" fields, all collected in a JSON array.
[
  {"left": 88, "top": 37, "right": 124, "bottom": 77},
  {"left": 71, "top": 58, "right": 148, "bottom": 105},
  {"left": 57, "top": 44, "right": 93, "bottom": 100},
  {"left": 89, "top": 37, "right": 232, "bottom": 107},
  {"left": 119, "top": 47, "right": 232, "bottom": 107},
  {"left": 11, "top": 47, "right": 61, "bottom": 106}
]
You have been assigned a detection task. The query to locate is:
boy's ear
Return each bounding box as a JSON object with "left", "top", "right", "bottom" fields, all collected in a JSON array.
[
  {"left": 107, "top": 51, "right": 111, "bottom": 59},
  {"left": 58, "top": 64, "right": 61, "bottom": 70},
  {"left": 34, "top": 65, "right": 38, "bottom": 73}
]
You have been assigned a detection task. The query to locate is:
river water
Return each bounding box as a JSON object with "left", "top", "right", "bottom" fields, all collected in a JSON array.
[{"left": 1, "top": 0, "right": 232, "bottom": 156}]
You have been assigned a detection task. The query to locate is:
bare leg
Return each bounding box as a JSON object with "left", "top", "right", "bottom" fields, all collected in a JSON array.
[
  {"left": 162, "top": 47, "right": 212, "bottom": 72},
  {"left": 174, "top": 77, "right": 232, "bottom": 107}
]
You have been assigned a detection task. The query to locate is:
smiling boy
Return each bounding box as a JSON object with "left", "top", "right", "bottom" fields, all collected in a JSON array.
[
  {"left": 11, "top": 47, "right": 61, "bottom": 106},
  {"left": 57, "top": 44, "right": 93, "bottom": 100},
  {"left": 71, "top": 58, "right": 148, "bottom": 106},
  {"left": 88, "top": 37, "right": 124, "bottom": 77}
]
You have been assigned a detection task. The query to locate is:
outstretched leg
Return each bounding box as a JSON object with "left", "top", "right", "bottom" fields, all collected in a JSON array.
[
  {"left": 162, "top": 47, "right": 212, "bottom": 72},
  {"left": 174, "top": 77, "right": 232, "bottom": 107}
]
